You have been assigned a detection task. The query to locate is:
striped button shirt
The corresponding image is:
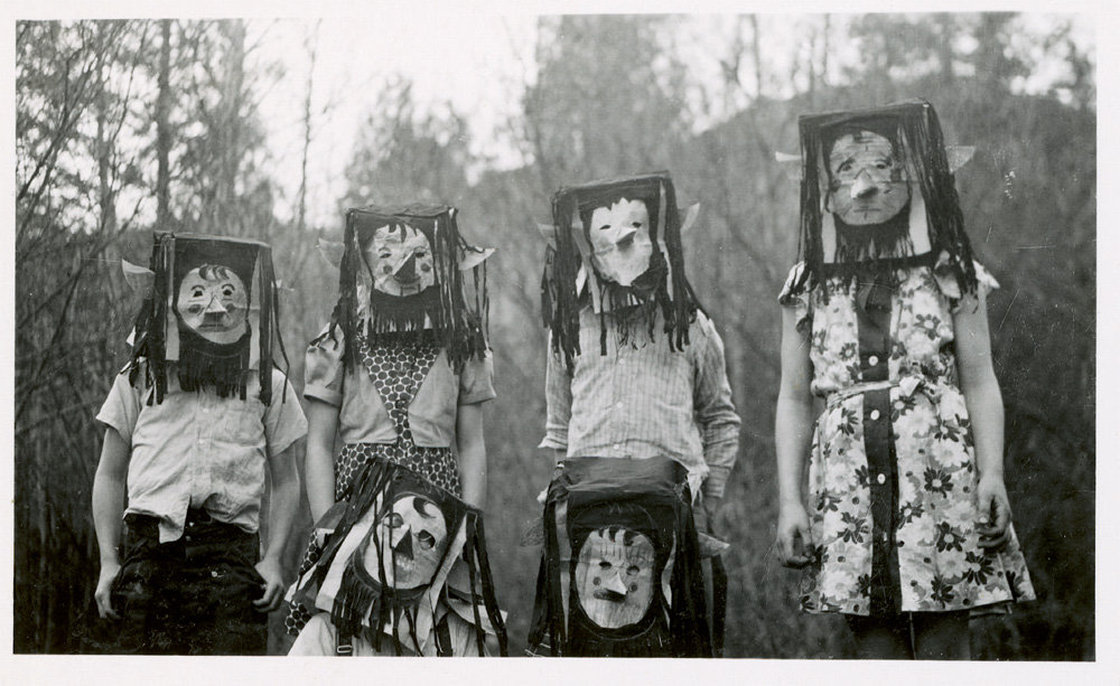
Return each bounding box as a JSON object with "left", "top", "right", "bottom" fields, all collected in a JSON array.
[{"left": 539, "top": 307, "right": 740, "bottom": 498}]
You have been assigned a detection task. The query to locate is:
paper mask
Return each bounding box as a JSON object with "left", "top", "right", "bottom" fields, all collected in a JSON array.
[
  {"left": 366, "top": 224, "right": 436, "bottom": 297},
  {"left": 322, "top": 204, "right": 491, "bottom": 376},
  {"left": 175, "top": 265, "right": 249, "bottom": 344},
  {"left": 788, "top": 99, "right": 980, "bottom": 297},
  {"left": 574, "top": 526, "right": 656, "bottom": 629},
  {"left": 826, "top": 130, "right": 910, "bottom": 226},
  {"left": 542, "top": 172, "right": 701, "bottom": 367},
  {"left": 528, "top": 456, "right": 712, "bottom": 657},
  {"left": 294, "top": 457, "right": 508, "bottom": 655},
  {"left": 362, "top": 493, "right": 450, "bottom": 590},
  {"left": 586, "top": 198, "right": 654, "bottom": 287},
  {"left": 127, "top": 232, "right": 281, "bottom": 405}
]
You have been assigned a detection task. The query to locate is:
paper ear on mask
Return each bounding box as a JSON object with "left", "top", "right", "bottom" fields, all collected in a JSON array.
[
  {"left": 317, "top": 237, "right": 345, "bottom": 268},
  {"left": 678, "top": 203, "right": 700, "bottom": 234},
  {"left": 820, "top": 186, "right": 931, "bottom": 263},
  {"left": 946, "top": 145, "right": 975, "bottom": 174},
  {"left": 777, "top": 146, "right": 974, "bottom": 180},
  {"left": 775, "top": 151, "right": 802, "bottom": 183},
  {"left": 121, "top": 259, "right": 155, "bottom": 296},
  {"left": 459, "top": 247, "right": 495, "bottom": 271},
  {"left": 537, "top": 223, "right": 558, "bottom": 247}
]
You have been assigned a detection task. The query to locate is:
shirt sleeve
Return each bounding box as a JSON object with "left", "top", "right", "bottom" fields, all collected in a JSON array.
[
  {"left": 537, "top": 339, "right": 572, "bottom": 453},
  {"left": 264, "top": 371, "right": 308, "bottom": 457},
  {"left": 95, "top": 367, "right": 142, "bottom": 444},
  {"left": 692, "top": 315, "right": 741, "bottom": 499},
  {"left": 458, "top": 352, "right": 497, "bottom": 405},
  {"left": 304, "top": 325, "right": 345, "bottom": 406}
]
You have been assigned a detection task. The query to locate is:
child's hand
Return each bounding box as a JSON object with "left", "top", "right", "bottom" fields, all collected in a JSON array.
[
  {"left": 776, "top": 503, "right": 814, "bottom": 568},
  {"left": 94, "top": 560, "right": 121, "bottom": 619},
  {"left": 976, "top": 474, "right": 1012, "bottom": 551},
  {"left": 253, "top": 557, "right": 286, "bottom": 612}
]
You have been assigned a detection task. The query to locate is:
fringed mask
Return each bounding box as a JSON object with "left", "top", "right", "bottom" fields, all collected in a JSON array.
[
  {"left": 528, "top": 457, "right": 710, "bottom": 657},
  {"left": 325, "top": 204, "right": 491, "bottom": 374},
  {"left": 295, "top": 458, "right": 507, "bottom": 655},
  {"left": 128, "top": 233, "right": 282, "bottom": 405},
  {"left": 792, "top": 99, "right": 978, "bottom": 297},
  {"left": 540, "top": 172, "right": 701, "bottom": 367}
]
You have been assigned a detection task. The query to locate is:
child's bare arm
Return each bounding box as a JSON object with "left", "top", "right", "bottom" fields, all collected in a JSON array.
[
  {"left": 953, "top": 288, "right": 1011, "bottom": 550},
  {"left": 775, "top": 307, "right": 816, "bottom": 567},
  {"left": 92, "top": 427, "right": 130, "bottom": 618},
  {"left": 456, "top": 402, "right": 487, "bottom": 510},
  {"left": 304, "top": 398, "right": 340, "bottom": 523},
  {"left": 255, "top": 440, "right": 300, "bottom": 612}
]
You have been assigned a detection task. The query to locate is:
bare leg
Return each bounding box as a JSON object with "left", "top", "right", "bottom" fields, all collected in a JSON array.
[
  {"left": 912, "top": 611, "right": 970, "bottom": 660},
  {"left": 846, "top": 614, "right": 912, "bottom": 659}
]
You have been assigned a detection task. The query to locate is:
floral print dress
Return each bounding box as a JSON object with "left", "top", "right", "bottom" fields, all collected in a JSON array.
[{"left": 779, "top": 255, "right": 1035, "bottom": 616}]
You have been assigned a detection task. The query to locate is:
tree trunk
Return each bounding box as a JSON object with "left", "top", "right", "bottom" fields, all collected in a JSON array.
[{"left": 156, "top": 19, "right": 172, "bottom": 229}]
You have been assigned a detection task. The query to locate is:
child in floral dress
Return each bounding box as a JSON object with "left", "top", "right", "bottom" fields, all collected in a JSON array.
[{"left": 774, "top": 101, "right": 1034, "bottom": 659}]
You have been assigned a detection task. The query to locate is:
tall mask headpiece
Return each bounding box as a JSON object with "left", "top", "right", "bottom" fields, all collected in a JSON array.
[
  {"left": 541, "top": 172, "right": 700, "bottom": 368},
  {"left": 326, "top": 204, "right": 491, "bottom": 374},
  {"left": 527, "top": 457, "right": 710, "bottom": 657},
  {"left": 128, "top": 232, "right": 283, "bottom": 405},
  {"left": 790, "top": 99, "right": 978, "bottom": 297}
]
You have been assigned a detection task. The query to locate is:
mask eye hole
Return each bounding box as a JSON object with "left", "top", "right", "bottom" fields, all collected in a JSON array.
[
  {"left": 627, "top": 565, "right": 641, "bottom": 576},
  {"left": 598, "top": 224, "right": 611, "bottom": 231},
  {"left": 598, "top": 560, "right": 612, "bottom": 570},
  {"left": 221, "top": 285, "right": 235, "bottom": 297},
  {"left": 383, "top": 512, "right": 404, "bottom": 528},
  {"left": 417, "top": 531, "right": 437, "bottom": 550},
  {"left": 191, "top": 286, "right": 205, "bottom": 297}
]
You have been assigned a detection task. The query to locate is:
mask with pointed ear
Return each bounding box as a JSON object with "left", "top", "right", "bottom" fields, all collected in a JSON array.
[
  {"left": 459, "top": 246, "right": 495, "bottom": 271},
  {"left": 774, "top": 145, "right": 976, "bottom": 181},
  {"left": 121, "top": 258, "right": 155, "bottom": 296},
  {"left": 317, "top": 236, "right": 345, "bottom": 268}
]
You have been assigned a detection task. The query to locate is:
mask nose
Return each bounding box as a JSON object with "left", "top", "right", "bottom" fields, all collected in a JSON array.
[
  {"left": 203, "top": 296, "right": 228, "bottom": 316},
  {"left": 851, "top": 170, "right": 877, "bottom": 199},
  {"left": 614, "top": 227, "right": 638, "bottom": 248},
  {"left": 392, "top": 527, "right": 414, "bottom": 560},
  {"left": 602, "top": 570, "right": 628, "bottom": 598},
  {"left": 395, "top": 254, "right": 418, "bottom": 282}
]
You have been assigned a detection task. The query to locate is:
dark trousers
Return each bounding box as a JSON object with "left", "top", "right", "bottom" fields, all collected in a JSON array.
[{"left": 107, "top": 511, "right": 268, "bottom": 655}]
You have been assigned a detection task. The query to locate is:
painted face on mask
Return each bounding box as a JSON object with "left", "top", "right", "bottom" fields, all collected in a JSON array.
[
  {"left": 364, "top": 494, "right": 449, "bottom": 590},
  {"left": 175, "top": 265, "right": 249, "bottom": 344},
  {"left": 575, "top": 526, "right": 656, "bottom": 628},
  {"left": 365, "top": 224, "right": 436, "bottom": 297},
  {"left": 586, "top": 198, "right": 654, "bottom": 287},
  {"left": 827, "top": 130, "right": 909, "bottom": 226}
]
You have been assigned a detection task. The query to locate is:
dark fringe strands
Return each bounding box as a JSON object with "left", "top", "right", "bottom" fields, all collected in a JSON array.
[
  {"left": 792, "top": 99, "right": 978, "bottom": 304},
  {"left": 544, "top": 172, "right": 702, "bottom": 371},
  {"left": 315, "top": 457, "right": 508, "bottom": 656},
  {"left": 127, "top": 232, "right": 288, "bottom": 406},
  {"left": 176, "top": 329, "right": 252, "bottom": 400},
  {"left": 324, "top": 204, "right": 489, "bottom": 376}
]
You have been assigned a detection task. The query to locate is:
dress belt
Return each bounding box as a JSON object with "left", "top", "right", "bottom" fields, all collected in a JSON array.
[{"left": 823, "top": 372, "right": 947, "bottom": 411}]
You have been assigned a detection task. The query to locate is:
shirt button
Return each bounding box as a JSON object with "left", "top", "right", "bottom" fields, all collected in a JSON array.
[
  {"left": 615, "top": 402, "right": 624, "bottom": 409},
  {"left": 869, "top": 409, "right": 881, "bottom": 421},
  {"left": 877, "top": 473, "right": 886, "bottom": 485},
  {"left": 868, "top": 355, "right": 879, "bottom": 366}
]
